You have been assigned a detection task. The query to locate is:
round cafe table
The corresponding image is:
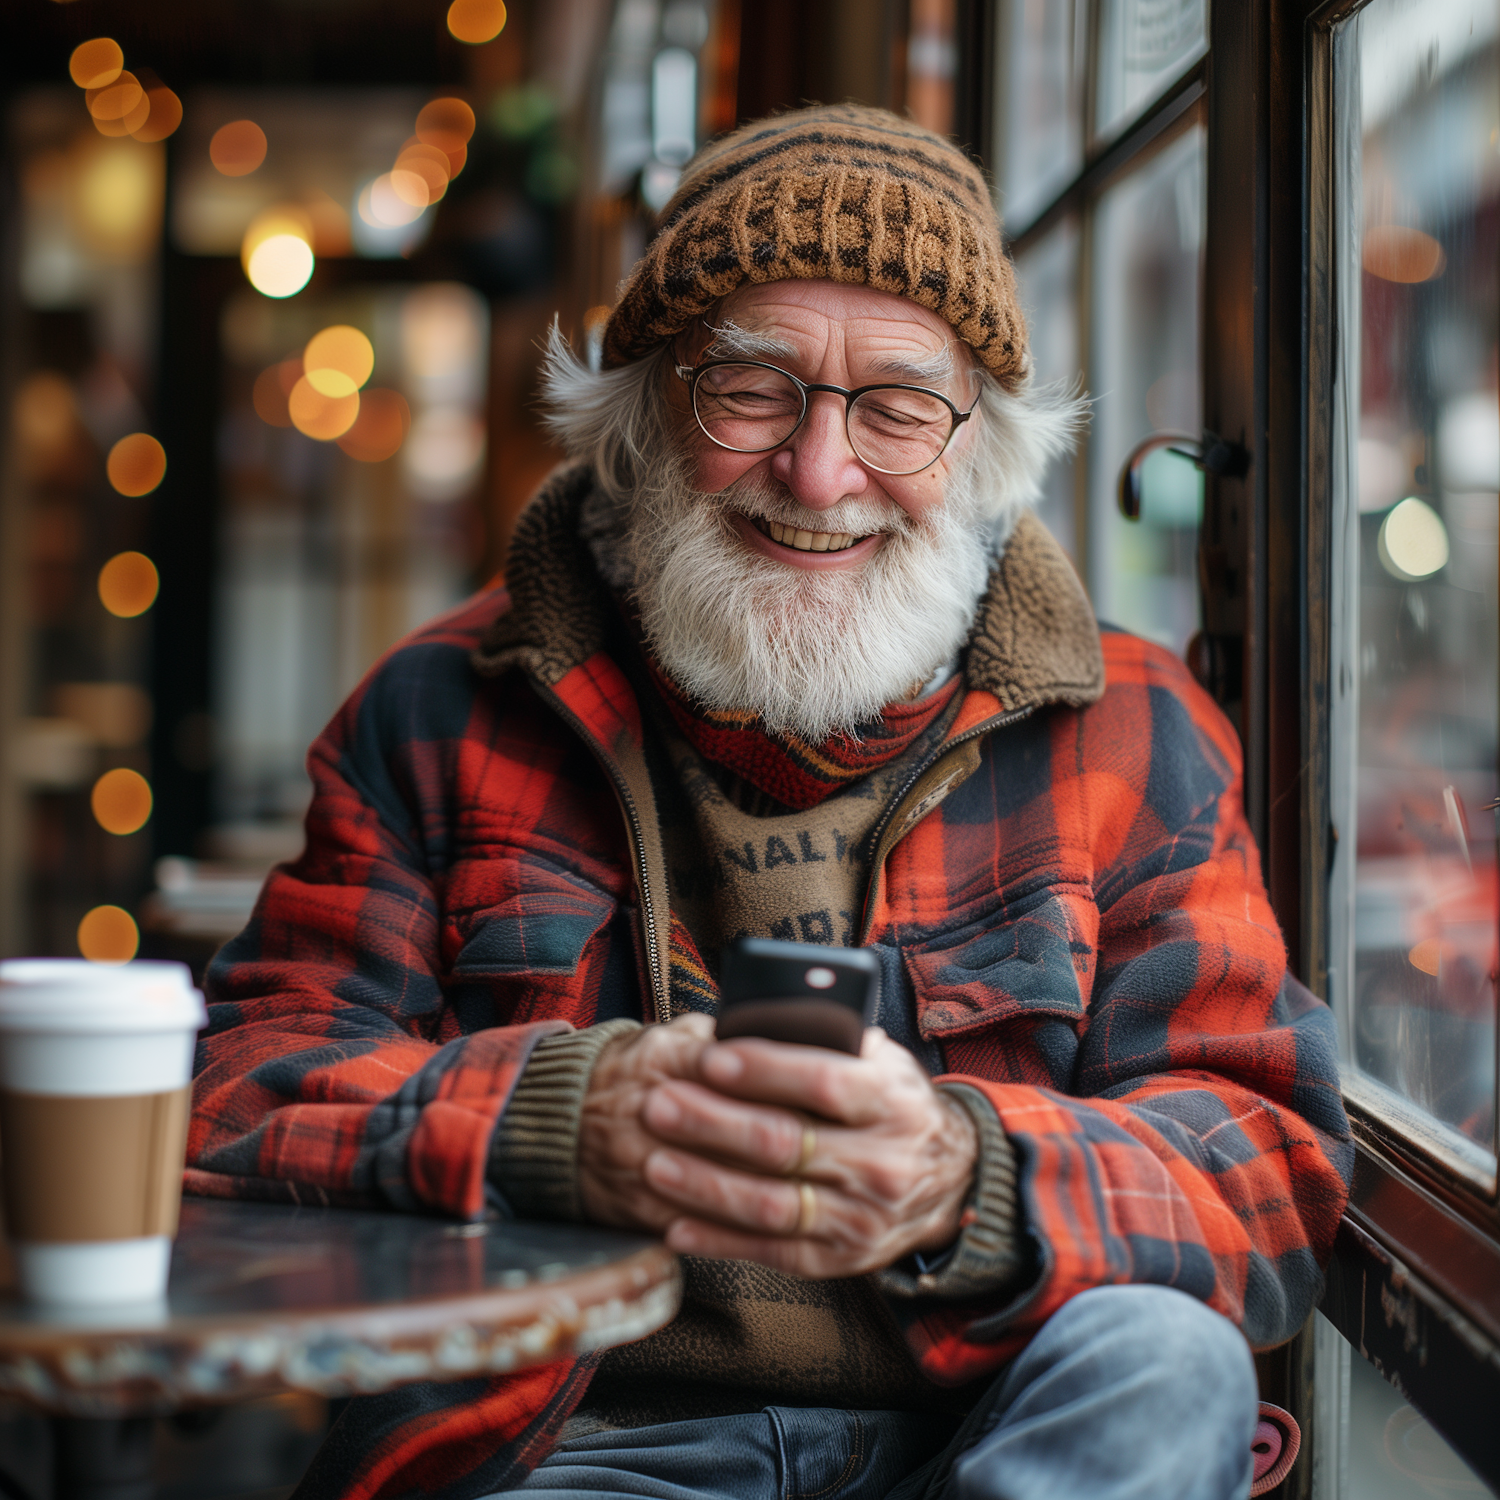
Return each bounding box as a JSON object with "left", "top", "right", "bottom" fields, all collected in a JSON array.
[{"left": 0, "top": 1197, "right": 682, "bottom": 1500}]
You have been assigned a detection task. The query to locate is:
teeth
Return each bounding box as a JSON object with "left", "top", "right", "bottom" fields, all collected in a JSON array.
[{"left": 761, "top": 520, "right": 860, "bottom": 553}]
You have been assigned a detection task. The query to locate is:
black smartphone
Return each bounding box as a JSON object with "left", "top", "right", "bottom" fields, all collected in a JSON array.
[{"left": 715, "top": 937, "right": 879, "bottom": 1054}]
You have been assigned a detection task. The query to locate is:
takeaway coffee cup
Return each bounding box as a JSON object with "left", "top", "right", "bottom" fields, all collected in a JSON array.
[{"left": 0, "top": 960, "right": 206, "bottom": 1306}]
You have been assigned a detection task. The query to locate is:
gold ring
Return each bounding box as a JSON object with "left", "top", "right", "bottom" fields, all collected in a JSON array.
[
  {"left": 793, "top": 1180, "right": 816, "bottom": 1237},
  {"left": 792, "top": 1123, "right": 816, "bottom": 1176}
]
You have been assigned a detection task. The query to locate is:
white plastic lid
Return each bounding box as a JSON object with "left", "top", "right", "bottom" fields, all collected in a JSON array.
[{"left": 0, "top": 960, "right": 206, "bottom": 1034}]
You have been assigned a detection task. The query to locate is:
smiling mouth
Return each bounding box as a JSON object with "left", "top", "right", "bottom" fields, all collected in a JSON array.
[{"left": 751, "top": 518, "right": 870, "bottom": 553}]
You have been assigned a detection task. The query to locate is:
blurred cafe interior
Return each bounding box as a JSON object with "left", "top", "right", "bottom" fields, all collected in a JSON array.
[
  {"left": 0, "top": 5, "right": 944, "bottom": 1482},
  {"left": 0, "top": 1, "right": 965, "bottom": 1488},
  {"left": 0, "top": 0, "right": 957, "bottom": 980}
]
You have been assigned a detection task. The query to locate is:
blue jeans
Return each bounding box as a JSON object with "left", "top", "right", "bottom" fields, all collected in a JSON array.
[{"left": 505, "top": 1285, "right": 1258, "bottom": 1500}]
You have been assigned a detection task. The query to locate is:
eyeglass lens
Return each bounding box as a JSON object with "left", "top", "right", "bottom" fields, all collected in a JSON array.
[{"left": 692, "top": 364, "right": 955, "bottom": 475}]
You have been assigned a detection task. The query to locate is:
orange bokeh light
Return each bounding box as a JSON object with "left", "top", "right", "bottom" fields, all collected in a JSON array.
[
  {"left": 416, "top": 98, "right": 476, "bottom": 162},
  {"left": 131, "top": 86, "right": 183, "bottom": 143},
  {"left": 86, "top": 71, "right": 143, "bottom": 122},
  {"left": 1363, "top": 225, "right": 1446, "bottom": 284},
  {"left": 94, "top": 86, "right": 153, "bottom": 138},
  {"left": 447, "top": 0, "right": 508, "bottom": 44},
  {"left": 77, "top": 905, "right": 139, "bottom": 963},
  {"left": 395, "top": 141, "right": 451, "bottom": 202},
  {"left": 210, "top": 119, "right": 268, "bottom": 177},
  {"left": 106, "top": 432, "right": 167, "bottom": 496},
  {"left": 289, "top": 377, "right": 360, "bottom": 441},
  {"left": 69, "top": 37, "right": 123, "bottom": 90},
  {"left": 304, "top": 326, "right": 375, "bottom": 397},
  {"left": 252, "top": 360, "right": 301, "bottom": 427},
  {"left": 98, "top": 551, "right": 160, "bottom": 618},
  {"left": 388, "top": 167, "right": 432, "bottom": 210},
  {"left": 338, "top": 389, "right": 411, "bottom": 463},
  {"left": 91, "top": 767, "right": 152, "bottom": 836}
]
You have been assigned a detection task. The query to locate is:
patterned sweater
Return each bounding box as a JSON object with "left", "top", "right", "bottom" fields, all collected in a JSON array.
[{"left": 190, "top": 464, "right": 1353, "bottom": 1500}]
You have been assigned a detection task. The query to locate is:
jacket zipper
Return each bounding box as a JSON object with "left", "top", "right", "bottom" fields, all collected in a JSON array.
[
  {"left": 535, "top": 686, "right": 672, "bottom": 1026},
  {"left": 857, "top": 704, "right": 1034, "bottom": 944},
  {"left": 539, "top": 681, "right": 1031, "bottom": 1020}
]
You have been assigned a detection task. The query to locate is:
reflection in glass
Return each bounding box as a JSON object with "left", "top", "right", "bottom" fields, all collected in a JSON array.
[
  {"left": 1315, "top": 1315, "right": 1489, "bottom": 1499},
  {"left": 1332, "top": 0, "right": 1499, "bottom": 1161},
  {"left": 993, "top": 0, "right": 1083, "bottom": 230},
  {"left": 1087, "top": 124, "right": 1204, "bottom": 651},
  {"left": 1095, "top": 0, "right": 1206, "bottom": 140},
  {"left": 1014, "top": 217, "right": 1081, "bottom": 559}
]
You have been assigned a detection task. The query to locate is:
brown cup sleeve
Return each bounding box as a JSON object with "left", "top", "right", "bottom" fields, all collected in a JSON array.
[{"left": 0, "top": 1087, "right": 190, "bottom": 1242}]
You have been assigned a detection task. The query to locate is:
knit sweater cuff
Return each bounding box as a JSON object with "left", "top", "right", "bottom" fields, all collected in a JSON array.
[
  {"left": 877, "top": 1082, "right": 1023, "bottom": 1301},
  {"left": 488, "top": 1019, "right": 642, "bottom": 1222}
]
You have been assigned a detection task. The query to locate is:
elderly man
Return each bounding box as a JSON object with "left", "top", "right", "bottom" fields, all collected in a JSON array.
[{"left": 192, "top": 106, "right": 1351, "bottom": 1500}]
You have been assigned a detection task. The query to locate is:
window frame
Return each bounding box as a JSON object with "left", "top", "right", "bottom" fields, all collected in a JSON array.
[
  {"left": 990, "top": 2, "right": 1209, "bottom": 637},
  {"left": 1292, "top": 5, "right": 1500, "bottom": 1484},
  {"left": 973, "top": 0, "right": 1500, "bottom": 1487}
]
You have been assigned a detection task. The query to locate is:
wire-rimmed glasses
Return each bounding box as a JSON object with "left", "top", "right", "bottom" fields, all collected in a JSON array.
[{"left": 675, "top": 359, "right": 979, "bottom": 476}]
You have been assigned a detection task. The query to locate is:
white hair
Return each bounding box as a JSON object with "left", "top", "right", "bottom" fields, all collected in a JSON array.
[{"left": 535, "top": 315, "right": 1087, "bottom": 739}]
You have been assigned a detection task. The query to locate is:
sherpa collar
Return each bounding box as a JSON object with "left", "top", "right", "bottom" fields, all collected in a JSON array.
[{"left": 471, "top": 462, "right": 1106, "bottom": 716}]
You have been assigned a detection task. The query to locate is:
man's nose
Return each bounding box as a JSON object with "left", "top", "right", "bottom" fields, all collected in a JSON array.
[{"left": 767, "top": 392, "right": 869, "bottom": 509}]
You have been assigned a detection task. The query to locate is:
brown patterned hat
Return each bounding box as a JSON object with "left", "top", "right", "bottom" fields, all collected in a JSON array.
[{"left": 602, "top": 103, "right": 1028, "bottom": 390}]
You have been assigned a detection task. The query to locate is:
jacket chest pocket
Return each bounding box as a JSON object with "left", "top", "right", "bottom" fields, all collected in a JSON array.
[
  {"left": 901, "top": 888, "right": 1097, "bottom": 1089},
  {"left": 444, "top": 862, "right": 617, "bottom": 1029}
]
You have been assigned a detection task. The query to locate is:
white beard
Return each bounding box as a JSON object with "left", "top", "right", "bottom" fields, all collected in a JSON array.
[{"left": 588, "top": 446, "right": 998, "bottom": 743}]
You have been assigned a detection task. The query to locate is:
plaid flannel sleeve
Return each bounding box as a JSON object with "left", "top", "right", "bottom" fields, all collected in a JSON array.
[
  {"left": 186, "top": 610, "right": 571, "bottom": 1220},
  {"left": 888, "top": 638, "right": 1354, "bottom": 1383}
]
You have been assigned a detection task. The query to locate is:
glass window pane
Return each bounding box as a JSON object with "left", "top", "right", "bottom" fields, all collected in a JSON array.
[
  {"left": 1014, "top": 216, "right": 1081, "bottom": 560},
  {"left": 1095, "top": 0, "right": 1207, "bottom": 140},
  {"left": 1313, "top": 1314, "right": 1489, "bottom": 1500},
  {"left": 1086, "top": 124, "right": 1205, "bottom": 652},
  {"left": 993, "top": 0, "right": 1084, "bottom": 230},
  {"left": 1329, "top": 0, "right": 1499, "bottom": 1170}
]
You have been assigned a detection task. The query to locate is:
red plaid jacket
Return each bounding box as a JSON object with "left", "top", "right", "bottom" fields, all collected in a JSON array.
[{"left": 192, "top": 477, "right": 1351, "bottom": 1500}]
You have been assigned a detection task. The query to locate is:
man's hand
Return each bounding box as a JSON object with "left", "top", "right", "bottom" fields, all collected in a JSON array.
[
  {"left": 577, "top": 1014, "right": 718, "bottom": 1232},
  {"left": 638, "top": 1027, "right": 978, "bottom": 1279}
]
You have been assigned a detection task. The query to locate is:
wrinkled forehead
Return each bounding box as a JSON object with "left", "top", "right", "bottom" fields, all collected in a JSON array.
[{"left": 705, "top": 279, "right": 979, "bottom": 386}]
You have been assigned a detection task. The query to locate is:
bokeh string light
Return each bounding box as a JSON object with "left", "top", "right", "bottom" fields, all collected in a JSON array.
[
  {"left": 86, "top": 71, "right": 147, "bottom": 136},
  {"left": 304, "top": 326, "right": 375, "bottom": 396},
  {"left": 90, "top": 768, "right": 152, "bottom": 836},
  {"left": 105, "top": 432, "right": 167, "bottom": 496},
  {"left": 357, "top": 97, "right": 475, "bottom": 234},
  {"left": 68, "top": 38, "right": 123, "bottom": 90},
  {"left": 288, "top": 378, "right": 360, "bottom": 441},
  {"left": 129, "top": 74, "right": 183, "bottom": 143},
  {"left": 447, "top": 0, "right": 508, "bottom": 43},
  {"left": 241, "top": 205, "right": 315, "bottom": 298},
  {"left": 364, "top": 173, "right": 426, "bottom": 227},
  {"left": 252, "top": 359, "right": 301, "bottom": 427},
  {"left": 98, "top": 552, "right": 160, "bottom": 617},
  {"left": 210, "top": 119, "right": 268, "bottom": 176},
  {"left": 77, "top": 906, "right": 138, "bottom": 963},
  {"left": 338, "top": 389, "right": 411, "bottom": 462},
  {"left": 394, "top": 142, "right": 451, "bottom": 203},
  {"left": 66, "top": 36, "right": 180, "bottom": 142},
  {"left": 416, "top": 97, "right": 475, "bottom": 175}
]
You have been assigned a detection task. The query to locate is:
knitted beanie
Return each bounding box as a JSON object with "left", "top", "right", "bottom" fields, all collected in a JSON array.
[{"left": 602, "top": 103, "right": 1028, "bottom": 390}]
